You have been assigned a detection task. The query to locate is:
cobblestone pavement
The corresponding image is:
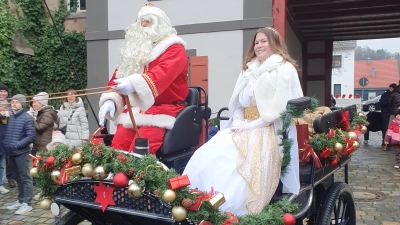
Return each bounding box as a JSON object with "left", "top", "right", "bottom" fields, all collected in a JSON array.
[{"left": 1, "top": 132, "right": 400, "bottom": 224}]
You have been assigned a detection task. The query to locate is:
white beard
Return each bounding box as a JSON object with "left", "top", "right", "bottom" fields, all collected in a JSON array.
[{"left": 116, "top": 16, "right": 176, "bottom": 78}]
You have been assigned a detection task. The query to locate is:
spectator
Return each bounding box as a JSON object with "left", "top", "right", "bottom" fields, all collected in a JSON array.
[
  {"left": 5, "top": 94, "right": 35, "bottom": 214},
  {"left": 389, "top": 84, "right": 400, "bottom": 128},
  {"left": 58, "top": 90, "right": 89, "bottom": 147},
  {"left": 375, "top": 83, "right": 395, "bottom": 147},
  {"left": 0, "top": 100, "right": 10, "bottom": 194},
  {"left": 31, "top": 92, "right": 58, "bottom": 156},
  {"left": 0, "top": 83, "right": 16, "bottom": 188}
]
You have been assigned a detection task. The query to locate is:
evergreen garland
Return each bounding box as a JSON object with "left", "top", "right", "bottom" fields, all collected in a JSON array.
[{"left": 278, "top": 97, "right": 318, "bottom": 174}]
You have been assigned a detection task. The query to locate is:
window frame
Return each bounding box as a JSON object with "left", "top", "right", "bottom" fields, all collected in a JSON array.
[
  {"left": 332, "top": 55, "right": 342, "bottom": 69},
  {"left": 67, "top": 0, "right": 86, "bottom": 12}
]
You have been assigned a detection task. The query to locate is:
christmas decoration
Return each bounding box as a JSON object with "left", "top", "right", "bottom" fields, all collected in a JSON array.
[
  {"left": 347, "top": 131, "right": 357, "bottom": 141},
  {"left": 50, "top": 170, "right": 61, "bottom": 183},
  {"left": 172, "top": 206, "right": 187, "bottom": 221},
  {"left": 208, "top": 193, "right": 226, "bottom": 209},
  {"left": 93, "top": 166, "right": 107, "bottom": 180},
  {"left": 168, "top": 175, "right": 190, "bottom": 190},
  {"left": 117, "top": 154, "right": 128, "bottom": 164},
  {"left": 283, "top": 213, "right": 296, "bottom": 225},
  {"left": 46, "top": 155, "right": 55, "bottom": 169},
  {"left": 337, "top": 109, "right": 350, "bottom": 131},
  {"left": 222, "top": 212, "right": 238, "bottom": 225},
  {"left": 30, "top": 167, "right": 38, "bottom": 177},
  {"left": 182, "top": 198, "right": 194, "bottom": 209},
  {"left": 94, "top": 181, "right": 116, "bottom": 212},
  {"left": 334, "top": 142, "right": 343, "bottom": 152},
  {"left": 40, "top": 198, "right": 53, "bottom": 210},
  {"left": 353, "top": 141, "right": 360, "bottom": 151},
  {"left": 81, "top": 163, "right": 95, "bottom": 177},
  {"left": 198, "top": 221, "right": 213, "bottom": 225},
  {"left": 125, "top": 167, "right": 134, "bottom": 176},
  {"left": 162, "top": 189, "right": 176, "bottom": 203},
  {"left": 72, "top": 153, "right": 83, "bottom": 165},
  {"left": 65, "top": 166, "right": 81, "bottom": 176},
  {"left": 127, "top": 182, "right": 142, "bottom": 198},
  {"left": 361, "top": 125, "right": 367, "bottom": 134},
  {"left": 113, "top": 172, "right": 128, "bottom": 188}
]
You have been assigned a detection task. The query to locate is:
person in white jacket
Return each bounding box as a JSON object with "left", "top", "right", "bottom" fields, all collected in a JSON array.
[
  {"left": 183, "top": 27, "right": 303, "bottom": 216},
  {"left": 58, "top": 90, "right": 89, "bottom": 148}
]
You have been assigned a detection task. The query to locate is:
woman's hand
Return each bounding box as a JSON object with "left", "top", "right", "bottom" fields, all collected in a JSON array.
[{"left": 231, "top": 120, "right": 245, "bottom": 131}]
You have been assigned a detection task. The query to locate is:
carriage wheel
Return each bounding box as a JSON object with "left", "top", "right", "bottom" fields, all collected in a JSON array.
[
  {"left": 56, "top": 211, "right": 85, "bottom": 225},
  {"left": 316, "top": 182, "right": 356, "bottom": 225}
]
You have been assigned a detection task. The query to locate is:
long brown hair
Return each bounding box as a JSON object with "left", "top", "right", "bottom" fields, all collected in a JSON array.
[
  {"left": 63, "top": 89, "right": 79, "bottom": 109},
  {"left": 242, "top": 27, "right": 298, "bottom": 71}
]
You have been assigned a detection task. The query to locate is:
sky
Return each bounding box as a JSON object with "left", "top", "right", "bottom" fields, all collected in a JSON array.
[{"left": 357, "top": 38, "right": 400, "bottom": 54}]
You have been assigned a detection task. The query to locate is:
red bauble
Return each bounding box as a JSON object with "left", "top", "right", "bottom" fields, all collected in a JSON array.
[
  {"left": 283, "top": 213, "right": 296, "bottom": 225},
  {"left": 330, "top": 159, "right": 339, "bottom": 167},
  {"left": 113, "top": 172, "right": 128, "bottom": 188},
  {"left": 46, "top": 155, "right": 55, "bottom": 168}
]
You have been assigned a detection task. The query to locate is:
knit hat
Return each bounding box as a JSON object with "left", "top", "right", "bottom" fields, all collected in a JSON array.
[
  {"left": 11, "top": 94, "right": 26, "bottom": 108},
  {"left": 389, "top": 83, "right": 397, "bottom": 88},
  {"left": 0, "top": 83, "right": 8, "bottom": 91},
  {"left": 46, "top": 130, "right": 72, "bottom": 150},
  {"left": 137, "top": 3, "right": 171, "bottom": 26},
  {"left": 396, "top": 110, "right": 400, "bottom": 116},
  {"left": 33, "top": 92, "right": 49, "bottom": 106}
]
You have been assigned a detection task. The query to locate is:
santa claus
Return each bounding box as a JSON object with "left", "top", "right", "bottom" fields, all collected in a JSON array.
[{"left": 98, "top": 3, "right": 188, "bottom": 154}]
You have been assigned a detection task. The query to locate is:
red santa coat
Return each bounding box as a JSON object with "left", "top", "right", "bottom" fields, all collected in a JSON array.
[{"left": 99, "top": 35, "right": 188, "bottom": 152}]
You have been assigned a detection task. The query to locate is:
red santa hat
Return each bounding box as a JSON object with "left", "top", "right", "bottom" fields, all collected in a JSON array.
[{"left": 137, "top": 3, "right": 171, "bottom": 26}]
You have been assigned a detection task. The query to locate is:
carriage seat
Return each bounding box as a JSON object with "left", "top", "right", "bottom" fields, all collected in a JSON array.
[{"left": 156, "top": 88, "right": 203, "bottom": 158}]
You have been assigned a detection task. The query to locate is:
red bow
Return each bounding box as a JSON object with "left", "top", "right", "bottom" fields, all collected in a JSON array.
[
  {"left": 317, "top": 147, "right": 334, "bottom": 159},
  {"left": 188, "top": 188, "right": 215, "bottom": 211},
  {"left": 337, "top": 109, "right": 350, "bottom": 131},
  {"left": 222, "top": 212, "right": 238, "bottom": 225}
]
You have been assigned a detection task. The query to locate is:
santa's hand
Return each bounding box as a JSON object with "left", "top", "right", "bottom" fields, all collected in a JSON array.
[
  {"left": 98, "top": 100, "right": 115, "bottom": 126},
  {"left": 231, "top": 119, "right": 245, "bottom": 131},
  {"left": 114, "top": 78, "right": 135, "bottom": 95}
]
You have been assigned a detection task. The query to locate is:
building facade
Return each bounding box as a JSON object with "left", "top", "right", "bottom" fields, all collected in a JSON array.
[{"left": 331, "top": 41, "right": 356, "bottom": 98}]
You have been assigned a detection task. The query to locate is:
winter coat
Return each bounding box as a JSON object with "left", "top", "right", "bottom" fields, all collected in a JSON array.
[
  {"left": 385, "top": 118, "right": 400, "bottom": 145},
  {"left": 390, "top": 90, "right": 400, "bottom": 115},
  {"left": 58, "top": 97, "right": 89, "bottom": 147},
  {"left": 379, "top": 90, "right": 391, "bottom": 115},
  {"left": 0, "top": 120, "right": 6, "bottom": 155},
  {"left": 3, "top": 109, "right": 36, "bottom": 156},
  {"left": 32, "top": 106, "right": 58, "bottom": 155}
]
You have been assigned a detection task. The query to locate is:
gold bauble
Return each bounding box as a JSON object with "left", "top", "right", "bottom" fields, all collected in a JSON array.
[
  {"left": 81, "top": 163, "right": 95, "bottom": 177},
  {"left": 93, "top": 166, "right": 107, "bottom": 180},
  {"left": 40, "top": 198, "right": 53, "bottom": 210},
  {"left": 353, "top": 141, "right": 360, "bottom": 150},
  {"left": 358, "top": 112, "right": 365, "bottom": 117},
  {"left": 71, "top": 153, "right": 83, "bottom": 165},
  {"left": 127, "top": 182, "right": 142, "bottom": 198},
  {"left": 347, "top": 131, "right": 357, "bottom": 141},
  {"left": 162, "top": 189, "right": 176, "bottom": 203},
  {"left": 172, "top": 206, "right": 187, "bottom": 221},
  {"left": 50, "top": 170, "right": 61, "bottom": 183},
  {"left": 334, "top": 143, "right": 343, "bottom": 152},
  {"left": 30, "top": 167, "right": 38, "bottom": 177},
  {"left": 361, "top": 126, "right": 367, "bottom": 134}
]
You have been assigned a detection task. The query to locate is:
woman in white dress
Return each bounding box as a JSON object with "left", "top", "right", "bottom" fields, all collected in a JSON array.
[{"left": 183, "top": 27, "right": 303, "bottom": 216}]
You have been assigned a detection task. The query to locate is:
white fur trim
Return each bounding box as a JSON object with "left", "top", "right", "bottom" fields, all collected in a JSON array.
[
  {"left": 99, "top": 91, "right": 125, "bottom": 121},
  {"left": 150, "top": 35, "right": 186, "bottom": 62},
  {"left": 115, "top": 110, "right": 176, "bottom": 130},
  {"left": 138, "top": 5, "right": 171, "bottom": 26},
  {"left": 126, "top": 74, "right": 155, "bottom": 111}
]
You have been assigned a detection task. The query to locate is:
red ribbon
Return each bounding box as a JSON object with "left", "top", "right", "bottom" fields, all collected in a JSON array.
[
  {"left": 57, "top": 149, "right": 82, "bottom": 185},
  {"left": 318, "top": 147, "right": 334, "bottom": 159},
  {"left": 222, "top": 212, "right": 238, "bottom": 225},
  {"left": 30, "top": 154, "right": 42, "bottom": 167},
  {"left": 302, "top": 141, "right": 322, "bottom": 169},
  {"left": 188, "top": 188, "right": 215, "bottom": 211},
  {"left": 342, "top": 137, "right": 354, "bottom": 156},
  {"left": 337, "top": 109, "right": 350, "bottom": 131}
]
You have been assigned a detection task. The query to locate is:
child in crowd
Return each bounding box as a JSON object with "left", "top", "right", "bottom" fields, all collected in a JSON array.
[{"left": 384, "top": 110, "right": 400, "bottom": 168}]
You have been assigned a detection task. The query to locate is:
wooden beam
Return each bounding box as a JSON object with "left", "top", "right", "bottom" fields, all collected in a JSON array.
[
  {"left": 289, "top": 0, "right": 368, "bottom": 7},
  {"left": 305, "top": 32, "right": 400, "bottom": 41},
  {"left": 303, "top": 28, "right": 400, "bottom": 37},
  {"left": 292, "top": 0, "right": 400, "bottom": 14},
  {"left": 307, "top": 75, "right": 326, "bottom": 81},
  {"left": 272, "top": 0, "right": 287, "bottom": 40},
  {"left": 325, "top": 41, "right": 333, "bottom": 107},
  {"left": 296, "top": 13, "right": 400, "bottom": 23},
  {"left": 295, "top": 6, "right": 400, "bottom": 20},
  {"left": 298, "top": 18, "right": 400, "bottom": 29},
  {"left": 302, "top": 24, "right": 400, "bottom": 34},
  {"left": 301, "top": 42, "right": 308, "bottom": 95},
  {"left": 286, "top": 8, "right": 303, "bottom": 42}
]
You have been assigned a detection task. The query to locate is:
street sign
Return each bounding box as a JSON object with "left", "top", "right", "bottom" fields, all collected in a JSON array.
[{"left": 359, "top": 77, "right": 369, "bottom": 87}]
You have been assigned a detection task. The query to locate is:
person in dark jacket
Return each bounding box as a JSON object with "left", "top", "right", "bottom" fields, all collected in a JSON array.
[
  {"left": 0, "top": 83, "right": 16, "bottom": 188},
  {"left": 0, "top": 100, "right": 10, "bottom": 194},
  {"left": 376, "top": 83, "right": 396, "bottom": 147},
  {"left": 4, "top": 94, "right": 35, "bottom": 214}
]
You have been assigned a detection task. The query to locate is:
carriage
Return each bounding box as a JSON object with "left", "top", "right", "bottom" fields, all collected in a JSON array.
[{"left": 51, "top": 87, "right": 356, "bottom": 225}]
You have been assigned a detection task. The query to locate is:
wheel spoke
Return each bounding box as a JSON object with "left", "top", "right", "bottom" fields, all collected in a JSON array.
[
  {"left": 340, "top": 202, "right": 348, "bottom": 225},
  {"left": 335, "top": 197, "right": 342, "bottom": 224}
]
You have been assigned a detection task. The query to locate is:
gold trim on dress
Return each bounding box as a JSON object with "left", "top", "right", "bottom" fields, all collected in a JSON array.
[
  {"left": 142, "top": 73, "right": 159, "bottom": 98},
  {"left": 244, "top": 106, "right": 260, "bottom": 120}
]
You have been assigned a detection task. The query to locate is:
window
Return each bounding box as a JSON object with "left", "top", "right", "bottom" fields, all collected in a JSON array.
[
  {"left": 332, "top": 55, "right": 342, "bottom": 68},
  {"left": 68, "top": 0, "right": 86, "bottom": 12},
  {"left": 334, "top": 84, "right": 341, "bottom": 96}
]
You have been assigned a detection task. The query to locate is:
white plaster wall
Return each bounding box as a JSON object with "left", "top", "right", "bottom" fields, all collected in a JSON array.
[
  {"left": 181, "top": 31, "right": 243, "bottom": 116},
  {"left": 108, "top": 0, "right": 243, "bottom": 31},
  {"left": 331, "top": 48, "right": 355, "bottom": 96}
]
